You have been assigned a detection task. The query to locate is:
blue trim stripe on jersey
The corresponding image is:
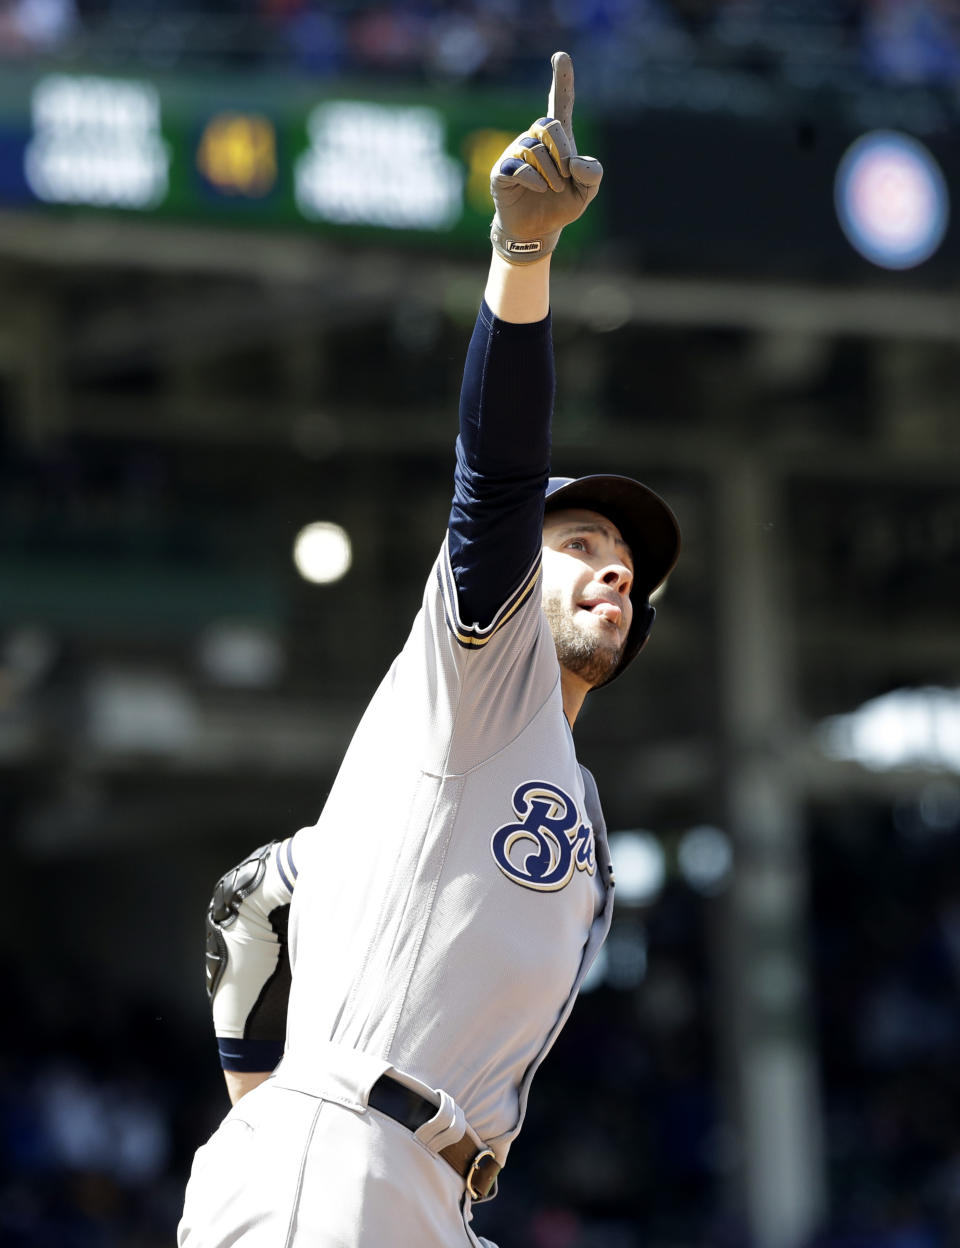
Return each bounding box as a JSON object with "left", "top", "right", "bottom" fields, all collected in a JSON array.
[
  {"left": 276, "top": 837, "right": 298, "bottom": 893},
  {"left": 438, "top": 535, "right": 542, "bottom": 650}
]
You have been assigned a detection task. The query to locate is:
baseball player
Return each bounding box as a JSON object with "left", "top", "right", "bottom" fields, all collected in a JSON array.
[{"left": 180, "top": 51, "right": 680, "bottom": 1247}]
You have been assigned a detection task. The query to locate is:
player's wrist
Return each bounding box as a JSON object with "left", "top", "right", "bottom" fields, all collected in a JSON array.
[{"left": 484, "top": 250, "right": 551, "bottom": 323}]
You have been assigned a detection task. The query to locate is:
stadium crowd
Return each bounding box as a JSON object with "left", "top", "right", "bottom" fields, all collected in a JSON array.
[{"left": 1, "top": 0, "right": 959, "bottom": 88}]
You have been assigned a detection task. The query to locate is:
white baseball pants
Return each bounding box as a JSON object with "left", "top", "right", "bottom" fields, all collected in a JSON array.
[{"left": 178, "top": 1071, "right": 498, "bottom": 1247}]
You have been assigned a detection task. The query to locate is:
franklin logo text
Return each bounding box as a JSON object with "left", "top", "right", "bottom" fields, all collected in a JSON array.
[{"left": 491, "top": 781, "right": 595, "bottom": 892}]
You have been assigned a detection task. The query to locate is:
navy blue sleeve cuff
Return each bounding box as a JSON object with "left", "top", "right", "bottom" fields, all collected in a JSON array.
[{"left": 217, "top": 1037, "right": 284, "bottom": 1072}]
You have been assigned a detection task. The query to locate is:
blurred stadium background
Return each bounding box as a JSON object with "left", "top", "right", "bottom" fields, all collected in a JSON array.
[{"left": 1, "top": 1, "right": 960, "bottom": 1246}]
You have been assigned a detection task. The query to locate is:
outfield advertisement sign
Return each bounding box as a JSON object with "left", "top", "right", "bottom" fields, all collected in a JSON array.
[{"left": 0, "top": 67, "right": 600, "bottom": 253}]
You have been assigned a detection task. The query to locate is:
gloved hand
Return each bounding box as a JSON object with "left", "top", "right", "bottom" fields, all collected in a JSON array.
[{"left": 489, "top": 51, "right": 603, "bottom": 265}]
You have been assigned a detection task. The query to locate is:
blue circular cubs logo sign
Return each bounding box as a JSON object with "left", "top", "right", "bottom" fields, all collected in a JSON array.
[{"left": 491, "top": 781, "right": 595, "bottom": 892}]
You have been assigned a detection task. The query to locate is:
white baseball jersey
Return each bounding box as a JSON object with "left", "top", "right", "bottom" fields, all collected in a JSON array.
[{"left": 286, "top": 532, "right": 615, "bottom": 1163}]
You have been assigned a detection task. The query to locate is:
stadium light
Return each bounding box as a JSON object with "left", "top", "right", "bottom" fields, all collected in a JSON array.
[{"left": 293, "top": 521, "right": 352, "bottom": 585}]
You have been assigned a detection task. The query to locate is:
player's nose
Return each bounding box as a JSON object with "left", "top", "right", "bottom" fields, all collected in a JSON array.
[{"left": 600, "top": 563, "right": 632, "bottom": 595}]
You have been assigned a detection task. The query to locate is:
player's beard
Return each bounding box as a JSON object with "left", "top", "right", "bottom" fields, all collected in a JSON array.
[{"left": 543, "top": 589, "right": 626, "bottom": 689}]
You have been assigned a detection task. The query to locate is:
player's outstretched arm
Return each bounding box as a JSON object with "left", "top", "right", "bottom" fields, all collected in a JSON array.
[
  {"left": 449, "top": 51, "right": 603, "bottom": 630},
  {"left": 484, "top": 51, "right": 602, "bottom": 324},
  {"left": 204, "top": 838, "right": 297, "bottom": 1103}
]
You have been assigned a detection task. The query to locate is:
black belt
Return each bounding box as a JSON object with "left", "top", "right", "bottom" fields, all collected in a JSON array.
[{"left": 367, "top": 1073, "right": 500, "bottom": 1200}]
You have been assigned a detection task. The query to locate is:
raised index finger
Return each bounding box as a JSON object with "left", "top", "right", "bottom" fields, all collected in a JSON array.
[{"left": 548, "top": 51, "right": 575, "bottom": 144}]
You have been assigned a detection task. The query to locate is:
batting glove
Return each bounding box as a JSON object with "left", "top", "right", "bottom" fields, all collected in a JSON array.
[{"left": 490, "top": 51, "right": 603, "bottom": 265}]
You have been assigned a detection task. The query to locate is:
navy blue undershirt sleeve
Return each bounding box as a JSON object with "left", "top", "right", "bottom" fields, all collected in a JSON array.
[{"left": 448, "top": 299, "right": 554, "bottom": 627}]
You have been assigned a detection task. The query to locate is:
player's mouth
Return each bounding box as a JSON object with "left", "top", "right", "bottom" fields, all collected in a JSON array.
[{"left": 578, "top": 598, "right": 623, "bottom": 627}]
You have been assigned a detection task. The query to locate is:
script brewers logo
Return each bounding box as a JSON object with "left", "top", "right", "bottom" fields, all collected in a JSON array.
[{"left": 491, "top": 781, "right": 595, "bottom": 892}]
